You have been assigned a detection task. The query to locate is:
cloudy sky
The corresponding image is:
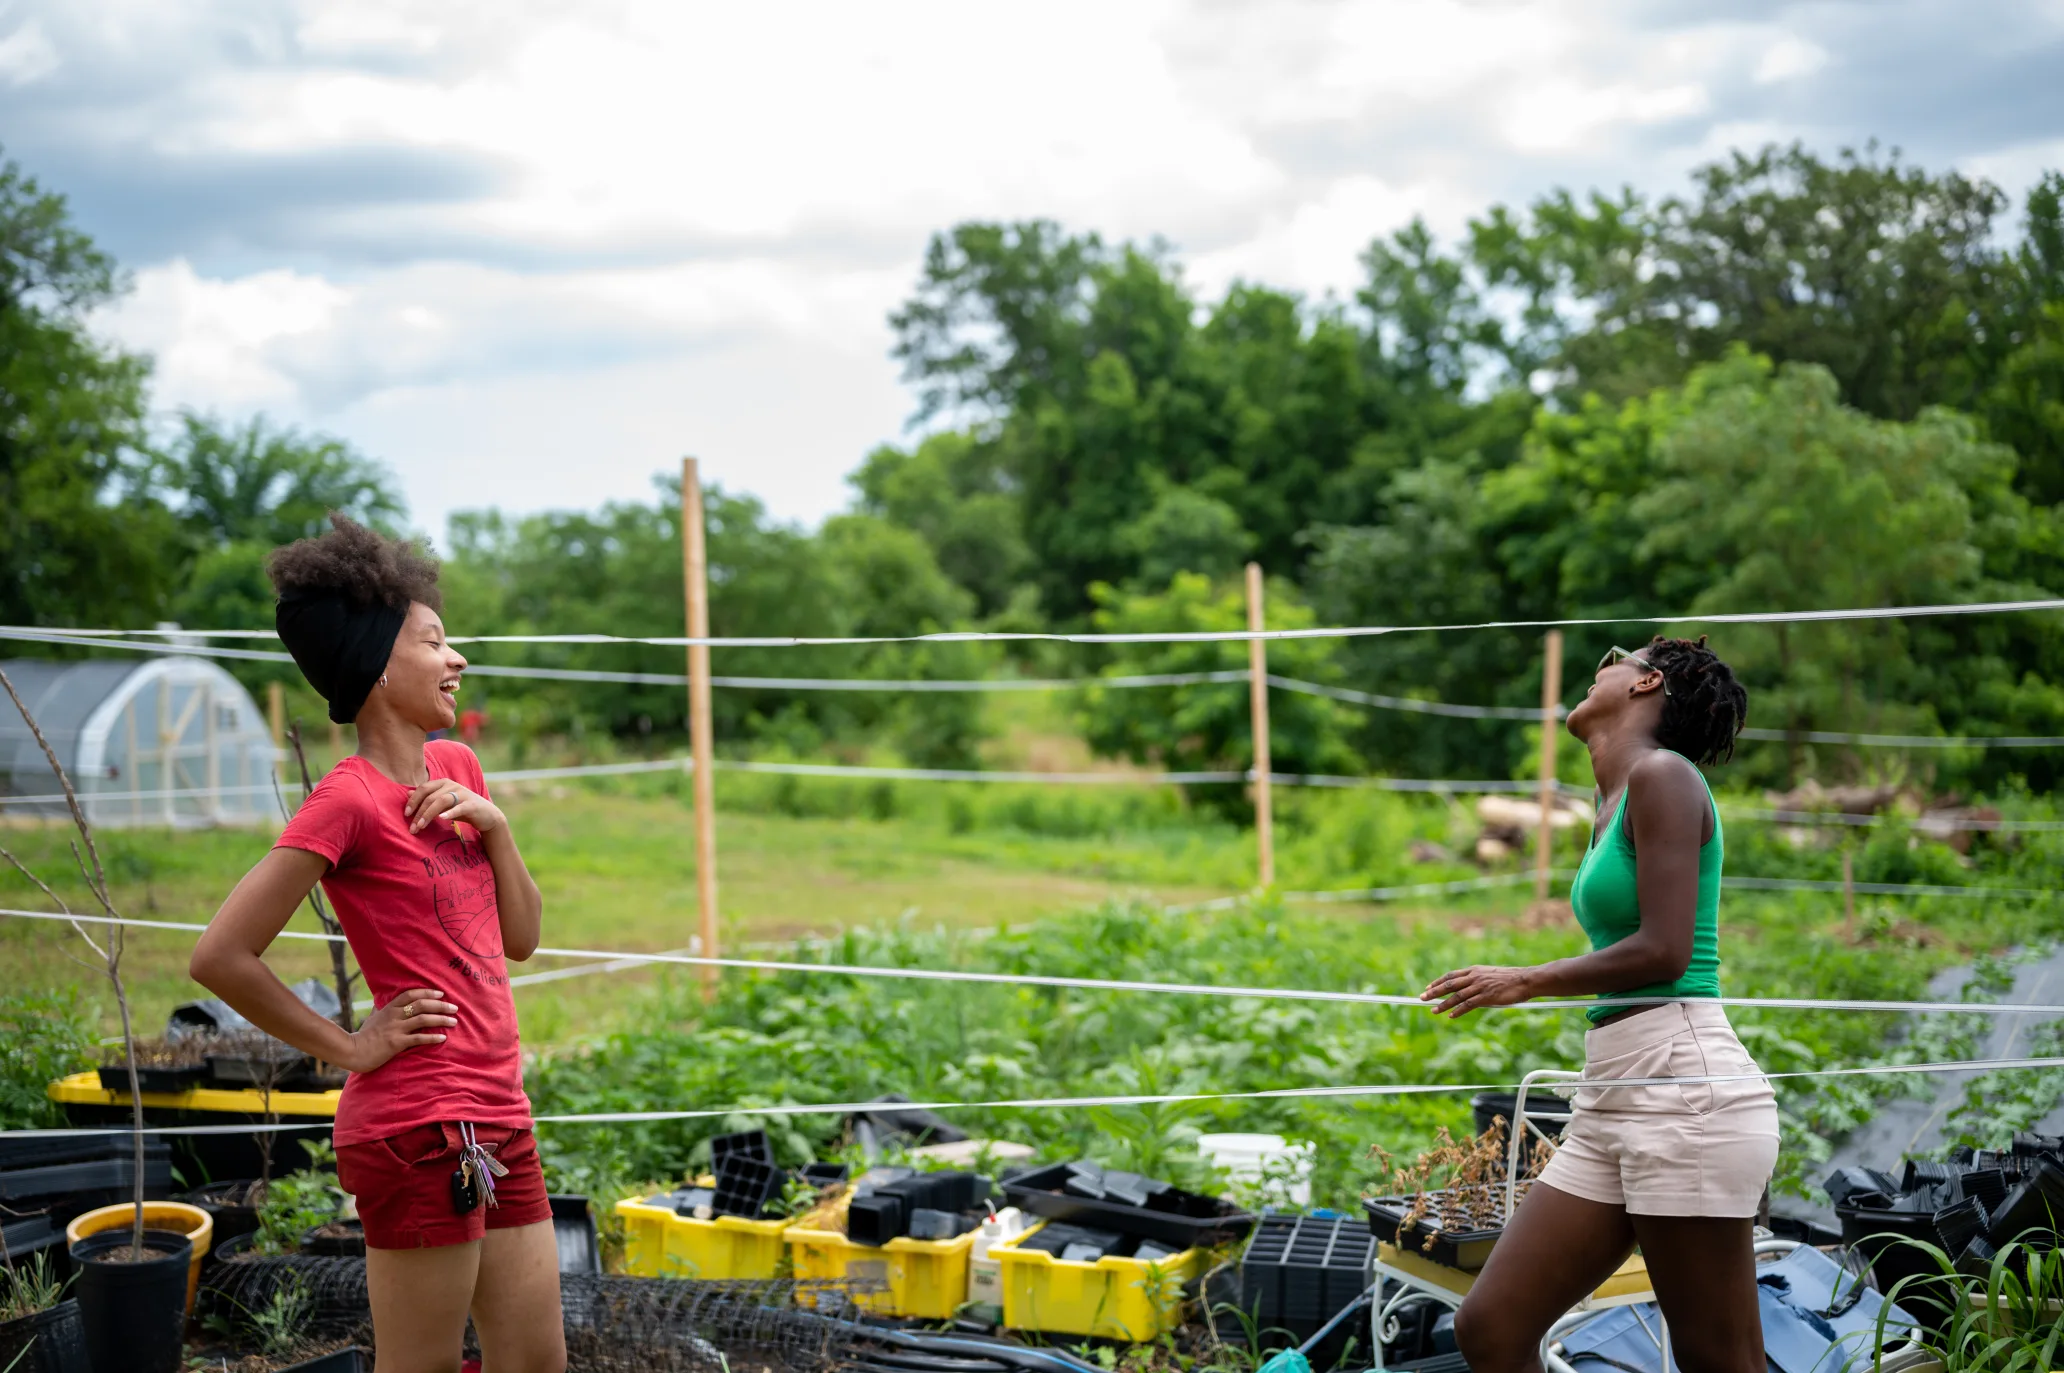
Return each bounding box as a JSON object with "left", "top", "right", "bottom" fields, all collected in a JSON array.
[{"left": 9, "top": 0, "right": 2063, "bottom": 539}]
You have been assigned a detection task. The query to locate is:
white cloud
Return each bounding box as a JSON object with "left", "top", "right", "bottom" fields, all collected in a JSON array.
[
  {"left": 25, "top": 0, "right": 2062, "bottom": 537},
  {"left": 0, "top": 19, "right": 56, "bottom": 85},
  {"left": 1753, "top": 34, "right": 1830, "bottom": 84}
]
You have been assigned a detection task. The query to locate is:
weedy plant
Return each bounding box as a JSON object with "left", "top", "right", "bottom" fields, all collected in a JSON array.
[
  {"left": 0, "top": 1253, "right": 66, "bottom": 1322},
  {"left": 1864, "top": 1235, "right": 2064, "bottom": 1371},
  {"left": 1369, "top": 1116, "right": 1554, "bottom": 1253}
]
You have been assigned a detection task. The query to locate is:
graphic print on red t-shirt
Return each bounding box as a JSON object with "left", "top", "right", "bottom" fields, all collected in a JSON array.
[
  {"left": 425, "top": 833, "right": 501, "bottom": 957},
  {"left": 273, "top": 739, "right": 532, "bottom": 1147}
]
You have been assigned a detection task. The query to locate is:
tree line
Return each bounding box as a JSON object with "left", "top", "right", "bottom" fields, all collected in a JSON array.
[{"left": 6, "top": 142, "right": 2062, "bottom": 795}]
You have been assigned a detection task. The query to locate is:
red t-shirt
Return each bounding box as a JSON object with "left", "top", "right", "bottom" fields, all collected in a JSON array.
[{"left": 275, "top": 740, "right": 532, "bottom": 1147}]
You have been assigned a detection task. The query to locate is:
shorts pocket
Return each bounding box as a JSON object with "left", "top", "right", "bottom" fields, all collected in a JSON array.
[
  {"left": 1672, "top": 1037, "right": 1716, "bottom": 1116},
  {"left": 379, "top": 1122, "right": 456, "bottom": 1168}
]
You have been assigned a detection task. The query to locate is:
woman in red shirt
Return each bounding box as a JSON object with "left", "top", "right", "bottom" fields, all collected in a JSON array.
[{"left": 192, "top": 516, "right": 564, "bottom": 1373}]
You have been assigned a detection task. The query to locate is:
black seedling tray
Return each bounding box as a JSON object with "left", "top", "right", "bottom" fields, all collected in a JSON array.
[
  {"left": 712, "top": 1153, "right": 782, "bottom": 1219},
  {"left": 800, "top": 1162, "right": 850, "bottom": 1187},
  {"left": 847, "top": 1191, "right": 906, "bottom": 1246},
  {"left": 1365, "top": 1195, "right": 1502, "bottom": 1271},
  {"left": 1003, "top": 1162, "right": 1251, "bottom": 1247},
  {"left": 710, "top": 1129, "right": 774, "bottom": 1166},
  {"left": 1236, "top": 1213, "right": 1373, "bottom": 1336},
  {"left": 98, "top": 1064, "right": 204, "bottom": 1094}
]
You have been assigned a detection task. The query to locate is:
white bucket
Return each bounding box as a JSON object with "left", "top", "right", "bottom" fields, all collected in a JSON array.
[{"left": 1196, "top": 1132, "right": 1315, "bottom": 1207}]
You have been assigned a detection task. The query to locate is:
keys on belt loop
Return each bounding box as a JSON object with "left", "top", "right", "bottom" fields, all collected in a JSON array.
[{"left": 455, "top": 1122, "right": 509, "bottom": 1214}]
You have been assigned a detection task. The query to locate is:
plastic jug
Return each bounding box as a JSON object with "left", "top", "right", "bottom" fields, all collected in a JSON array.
[{"left": 966, "top": 1207, "right": 1024, "bottom": 1326}]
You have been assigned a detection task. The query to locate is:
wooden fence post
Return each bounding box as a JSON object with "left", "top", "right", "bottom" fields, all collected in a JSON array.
[
  {"left": 681, "top": 457, "right": 720, "bottom": 999},
  {"left": 1534, "top": 630, "right": 1564, "bottom": 904},
  {"left": 1246, "top": 563, "right": 1274, "bottom": 890}
]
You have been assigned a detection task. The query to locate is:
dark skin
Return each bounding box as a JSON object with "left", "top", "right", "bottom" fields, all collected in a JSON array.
[{"left": 1423, "top": 650, "right": 1763, "bottom": 1373}]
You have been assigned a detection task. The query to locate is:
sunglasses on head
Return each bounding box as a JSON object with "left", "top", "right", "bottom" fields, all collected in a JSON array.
[{"left": 1599, "top": 645, "right": 1671, "bottom": 695}]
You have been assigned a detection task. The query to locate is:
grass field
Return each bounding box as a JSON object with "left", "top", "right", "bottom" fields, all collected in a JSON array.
[{"left": 10, "top": 731, "right": 2064, "bottom": 1210}]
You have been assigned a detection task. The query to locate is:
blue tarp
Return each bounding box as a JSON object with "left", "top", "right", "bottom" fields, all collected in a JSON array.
[{"left": 1556, "top": 1246, "right": 1920, "bottom": 1373}]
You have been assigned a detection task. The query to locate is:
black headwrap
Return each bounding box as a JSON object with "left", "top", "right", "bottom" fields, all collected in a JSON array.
[{"left": 275, "top": 590, "right": 408, "bottom": 724}]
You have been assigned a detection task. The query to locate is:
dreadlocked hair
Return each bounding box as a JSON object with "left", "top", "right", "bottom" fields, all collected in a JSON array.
[{"left": 1643, "top": 634, "right": 1749, "bottom": 765}]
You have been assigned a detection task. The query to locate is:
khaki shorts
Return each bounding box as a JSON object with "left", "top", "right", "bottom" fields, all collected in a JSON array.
[{"left": 1535, "top": 1001, "right": 1779, "bottom": 1218}]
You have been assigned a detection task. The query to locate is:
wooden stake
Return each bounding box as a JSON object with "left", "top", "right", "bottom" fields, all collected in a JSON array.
[
  {"left": 1245, "top": 563, "right": 1274, "bottom": 890},
  {"left": 682, "top": 457, "right": 720, "bottom": 999},
  {"left": 1534, "top": 630, "right": 1564, "bottom": 904}
]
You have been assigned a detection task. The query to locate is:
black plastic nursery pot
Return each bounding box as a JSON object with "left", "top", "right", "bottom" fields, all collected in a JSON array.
[
  {"left": 302, "top": 1219, "right": 366, "bottom": 1257},
  {"left": 70, "top": 1228, "right": 194, "bottom": 1373},
  {"left": 1469, "top": 1092, "right": 1571, "bottom": 1174},
  {"left": 175, "top": 1178, "right": 264, "bottom": 1252},
  {"left": 0, "top": 1297, "right": 90, "bottom": 1373}
]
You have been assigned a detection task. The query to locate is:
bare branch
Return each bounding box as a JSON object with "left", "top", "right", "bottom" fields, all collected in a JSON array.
[{"left": 0, "top": 845, "right": 106, "bottom": 959}]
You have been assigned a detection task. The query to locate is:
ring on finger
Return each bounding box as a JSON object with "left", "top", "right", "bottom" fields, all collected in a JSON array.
[{"left": 402, "top": 1002, "right": 418, "bottom": 1018}]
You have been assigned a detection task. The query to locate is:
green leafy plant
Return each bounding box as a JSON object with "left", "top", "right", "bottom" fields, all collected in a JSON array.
[
  {"left": 242, "top": 1276, "right": 314, "bottom": 1358},
  {"left": 252, "top": 1139, "right": 344, "bottom": 1256},
  {"left": 0, "top": 990, "right": 95, "bottom": 1130}
]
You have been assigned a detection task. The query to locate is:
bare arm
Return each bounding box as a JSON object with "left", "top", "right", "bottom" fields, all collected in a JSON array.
[
  {"left": 402, "top": 780, "right": 544, "bottom": 960},
  {"left": 1423, "top": 752, "right": 1706, "bottom": 1017},
  {"left": 190, "top": 848, "right": 456, "bottom": 1073}
]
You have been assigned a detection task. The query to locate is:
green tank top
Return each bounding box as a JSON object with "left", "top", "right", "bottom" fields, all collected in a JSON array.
[{"left": 1569, "top": 754, "right": 1723, "bottom": 1025}]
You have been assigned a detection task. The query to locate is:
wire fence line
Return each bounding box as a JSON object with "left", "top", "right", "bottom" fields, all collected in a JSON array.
[
  {"left": 7, "top": 625, "right": 2060, "bottom": 750},
  {"left": 12, "top": 595, "right": 2064, "bottom": 646},
  {"left": 6, "top": 904, "right": 2063, "bottom": 1013}
]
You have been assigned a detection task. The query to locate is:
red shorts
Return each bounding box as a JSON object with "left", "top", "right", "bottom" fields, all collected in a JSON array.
[{"left": 336, "top": 1122, "right": 552, "bottom": 1250}]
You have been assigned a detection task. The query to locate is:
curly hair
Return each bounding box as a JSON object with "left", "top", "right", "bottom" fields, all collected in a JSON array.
[
  {"left": 265, "top": 513, "right": 442, "bottom": 612},
  {"left": 1643, "top": 634, "right": 1748, "bottom": 765}
]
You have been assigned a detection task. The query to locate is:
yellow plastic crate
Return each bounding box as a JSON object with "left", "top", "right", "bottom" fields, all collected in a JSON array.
[
  {"left": 614, "top": 1194, "right": 793, "bottom": 1279},
  {"left": 47, "top": 1071, "right": 339, "bottom": 1116},
  {"left": 784, "top": 1195, "right": 976, "bottom": 1319},
  {"left": 995, "top": 1223, "right": 1208, "bottom": 1341}
]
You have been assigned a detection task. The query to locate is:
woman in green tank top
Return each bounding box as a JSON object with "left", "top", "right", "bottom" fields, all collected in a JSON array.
[{"left": 1422, "top": 636, "right": 1778, "bottom": 1373}]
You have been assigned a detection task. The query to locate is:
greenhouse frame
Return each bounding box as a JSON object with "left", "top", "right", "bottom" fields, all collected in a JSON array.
[{"left": 0, "top": 655, "right": 285, "bottom": 828}]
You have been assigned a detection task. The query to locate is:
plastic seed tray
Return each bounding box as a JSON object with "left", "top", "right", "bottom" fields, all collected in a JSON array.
[
  {"left": 1002, "top": 1162, "right": 1252, "bottom": 1248},
  {"left": 1364, "top": 1195, "right": 1503, "bottom": 1272}
]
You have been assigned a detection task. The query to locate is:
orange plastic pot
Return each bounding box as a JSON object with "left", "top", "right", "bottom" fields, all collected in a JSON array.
[{"left": 66, "top": 1201, "right": 213, "bottom": 1315}]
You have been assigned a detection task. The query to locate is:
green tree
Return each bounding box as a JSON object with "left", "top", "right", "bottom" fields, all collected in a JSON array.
[
  {"left": 848, "top": 431, "right": 1033, "bottom": 617},
  {"left": 1078, "top": 573, "right": 1356, "bottom": 815},
  {"left": 158, "top": 413, "right": 403, "bottom": 546},
  {"left": 0, "top": 153, "right": 173, "bottom": 628},
  {"left": 1473, "top": 144, "right": 2019, "bottom": 420}
]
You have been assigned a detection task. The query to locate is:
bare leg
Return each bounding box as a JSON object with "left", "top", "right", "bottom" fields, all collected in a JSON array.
[
  {"left": 472, "top": 1221, "right": 567, "bottom": 1373},
  {"left": 1629, "top": 1214, "right": 1763, "bottom": 1373},
  {"left": 367, "top": 1241, "right": 480, "bottom": 1373},
  {"left": 1452, "top": 1183, "right": 1637, "bottom": 1373}
]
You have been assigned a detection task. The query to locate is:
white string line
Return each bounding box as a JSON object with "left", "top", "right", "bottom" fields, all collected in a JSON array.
[
  {"left": 13, "top": 627, "right": 2061, "bottom": 750},
  {"left": 13, "top": 1053, "right": 2064, "bottom": 1138},
  {"left": 13, "top": 596, "right": 2064, "bottom": 646},
  {"left": 9, "top": 904, "right": 2064, "bottom": 1017},
  {"left": 8, "top": 768, "right": 2059, "bottom": 837}
]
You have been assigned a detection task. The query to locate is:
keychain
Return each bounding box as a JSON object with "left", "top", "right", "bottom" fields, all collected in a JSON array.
[{"left": 456, "top": 1123, "right": 508, "bottom": 1213}]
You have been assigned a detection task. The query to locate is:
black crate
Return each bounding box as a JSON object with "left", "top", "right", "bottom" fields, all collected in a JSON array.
[
  {"left": 1003, "top": 1162, "right": 1252, "bottom": 1247},
  {"left": 0, "top": 1141, "right": 172, "bottom": 1212},
  {"left": 550, "top": 1194, "right": 600, "bottom": 1275}
]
